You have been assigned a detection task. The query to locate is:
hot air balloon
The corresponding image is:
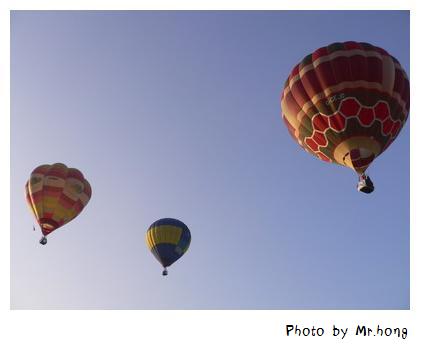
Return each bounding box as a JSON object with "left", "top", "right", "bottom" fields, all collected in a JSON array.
[
  {"left": 145, "top": 218, "right": 191, "bottom": 276},
  {"left": 25, "top": 163, "right": 92, "bottom": 244},
  {"left": 281, "top": 41, "right": 409, "bottom": 193}
]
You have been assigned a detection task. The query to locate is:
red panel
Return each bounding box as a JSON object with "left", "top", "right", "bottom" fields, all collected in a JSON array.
[
  {"left": 312, "top": 114, "right": 330, "bottom": 132},
  {"left": 284, "top": 91, "right": 302, "bottom": 118},
  {"left": 339, "top": 98, "right": 360, "bottom": 117},
  {"left": 366, "top": 56, "right": 383, "bottom": 83},
  {"left": 328, "top": 56, "right": 353, "bottom": 83},
  {"left": 314, "top": 61, "right": 337, "bottom": 88},
  {"left": 43, "top": 186, "right": 63, "bottom": 197},
  {"left": 358, "top": 107, "right": 375, "bottom": 126},
  {"left": 349, "top": 55, "right": 367, "bottom": 81},
  {"left": 300, "top": 69, "right": 324, "bottom": 99},
  {"left": 46, "top": 164, "right": 68, "bottom": 179},
  {"left": 374, "top": 102, "right": 390, "bottom": 121},
  {"left": 317, "top": 152, "right": 331, "bottom": 162},
  {"left": 312, "top": 131, "right": 328, "bottom": 146},
  {"left": 393, "top": 68, "right": 404, "bottom": 96},
  {"left": 67, "top": 168, "right": 84, "bottom": 180},
  {"left": 58, "top": 194, "right": 77, "bottom": 209},
  {"left": 32, "top": 165, "right": 50, "bottom": 175},
  {"left": 374, "top": 45, "right": 388, "bottom": 56},
  {"left": 291, "top": 64, "right": 300, "bottom": 78},
  {"left": 305, "top": 137, "right": 319, "bottom": 152},
  {"left": 312, "top": 46, "right": 329, "bottom": 60},
  {"left": 382, "top": 118, "right": 394, "bottom": 135},
  {"left": 73, "top": 201, "right": 84, "bottom": 215},
  {"left": 391, "top": 121, "right": 401, "bottom": 137},
  {"left": 329, "top": 113, "right": 346, "bottom": 131},
  {"left": 83, "top": 180, "right": 92, "bottom": 198},
  {"left": 343, "top": 41, "right": 361, "bottom": 50},
  {"left": 291, "top": 79, "right": 312, "bottom": 107}
]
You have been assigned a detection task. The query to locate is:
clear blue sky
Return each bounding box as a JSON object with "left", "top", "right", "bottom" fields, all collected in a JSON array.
[{"left": 11, "top": 10, "right": 409, "bottom": 309}]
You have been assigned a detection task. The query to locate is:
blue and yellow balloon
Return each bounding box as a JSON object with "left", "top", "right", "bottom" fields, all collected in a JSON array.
[{"left": 146, "top": 218, "right": 191, "bottom": 276}]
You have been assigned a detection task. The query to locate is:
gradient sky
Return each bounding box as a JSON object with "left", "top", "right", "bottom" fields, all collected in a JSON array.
[{"left": 10, "top": 10, "right": 409, "bottom": 309}]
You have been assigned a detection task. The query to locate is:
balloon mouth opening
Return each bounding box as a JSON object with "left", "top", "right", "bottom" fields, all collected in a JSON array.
[
  {"left": 39, "top": 219, "right": 59, "bottom": 235},
  {"left": 332, "top": 137, "right": 380, "bottom": 172},
  {"left": 42, "top": 224, "right": 54, "bottom": 232}
]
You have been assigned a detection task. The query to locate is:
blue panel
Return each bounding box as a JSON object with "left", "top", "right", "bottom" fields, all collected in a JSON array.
[
  {"left": 151, "top": 243, "right": 182, "bottom": 268},
  {"left": 148, "top": 218, "right": 188, "bottom": 231},
  {"left": 178, "top": 227, "right": 191, "bottom": 252}
]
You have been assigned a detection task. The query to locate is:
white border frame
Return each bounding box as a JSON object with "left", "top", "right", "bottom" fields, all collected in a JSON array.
[{"left": 1, "top": 1, "right": 420, "bottom": 356}]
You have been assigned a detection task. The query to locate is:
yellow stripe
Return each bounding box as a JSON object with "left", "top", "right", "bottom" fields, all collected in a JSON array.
[
  {"left": 146, "top": 225, "right": 183, "bottom": 249},
  {"left": 52, "top": 204, "right": 73, "bottom": 223},
  {"left": 27, "top": 174, "right": 46, "bottom": 220},
  {"left": 42, "top": 196, "right": 58, "bottom": 213},
  {"left": 146, "top": 231, "right": 154, "bottom": 250}
]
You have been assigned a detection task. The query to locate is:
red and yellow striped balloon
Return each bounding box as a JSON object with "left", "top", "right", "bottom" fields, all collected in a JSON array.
[
  {"left": 25, "top": 163, "right": 92, "bottom": 244},
  {"left": 281, "top": 41, "right": 409, "bottom": 175}
]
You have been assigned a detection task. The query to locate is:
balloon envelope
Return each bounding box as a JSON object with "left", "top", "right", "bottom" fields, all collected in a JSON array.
[
  {"left": 25, "top": 163, "right": 92, "bottom": 237},
  {"left": 146, "top": 218, "right": 191, "bottom": 270},
  {"left": 281, "top": 41, "right": 409, "bottom": 174}
]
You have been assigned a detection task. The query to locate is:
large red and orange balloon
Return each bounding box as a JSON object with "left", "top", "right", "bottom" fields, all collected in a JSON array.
[
  {"left": 281, "top": 41, "right": 409, "bottom": 185},
  {"left": 25, "top": 163, "right": 92, "bottom": 244}
]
